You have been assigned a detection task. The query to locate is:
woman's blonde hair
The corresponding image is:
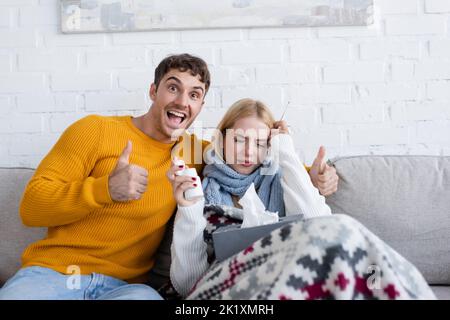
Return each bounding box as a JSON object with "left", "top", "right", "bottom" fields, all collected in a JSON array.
[{"left": 211, "top": 98, "right": 275, "bottom": 160}]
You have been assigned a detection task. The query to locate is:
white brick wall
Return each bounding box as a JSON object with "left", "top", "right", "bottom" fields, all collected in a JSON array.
[{"left": 0, "top": 0, "right": 450, "bottom": 168}]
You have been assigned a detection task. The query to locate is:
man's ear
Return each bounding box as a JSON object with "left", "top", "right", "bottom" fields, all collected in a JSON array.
[{"left": 149, "top": 83, "right": 157, "bottom": 101}]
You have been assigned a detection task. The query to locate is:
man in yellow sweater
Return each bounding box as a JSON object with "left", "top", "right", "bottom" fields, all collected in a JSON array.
[{"left": 0, "top": 54, "right": 338, "bottom": 300}]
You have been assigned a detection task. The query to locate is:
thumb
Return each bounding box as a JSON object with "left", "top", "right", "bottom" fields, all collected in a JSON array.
[
  {"left": 117, "top": 140, "right": 132, "bottom": 168},
  {"left": 312, "top": 146, "right": 326, "bottom": 174}
]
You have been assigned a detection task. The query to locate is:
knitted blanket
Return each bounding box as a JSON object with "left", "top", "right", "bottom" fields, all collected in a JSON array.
[{"left": 185, "top": 205, "right": 435, "bottom": 300}]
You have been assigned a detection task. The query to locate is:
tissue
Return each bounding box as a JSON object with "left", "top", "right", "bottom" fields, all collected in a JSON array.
[{"left": 239, "top": 183, "right": 279, "bottom": 228}]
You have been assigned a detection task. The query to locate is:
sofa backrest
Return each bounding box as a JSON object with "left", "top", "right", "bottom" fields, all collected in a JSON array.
[
  {"left": 326, "top": 155, "right": 450, "bottom": 285},
  {"left": 0, "top": 168, "right": 46, "bottom": 286}
]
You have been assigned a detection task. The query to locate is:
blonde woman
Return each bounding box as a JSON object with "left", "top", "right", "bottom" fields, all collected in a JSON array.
[
  {"left": 166, "top": 99, "right": 435, "bottom": 300},
  {"left": 167, "top": 98, "right": 330, "bottom": 295}
]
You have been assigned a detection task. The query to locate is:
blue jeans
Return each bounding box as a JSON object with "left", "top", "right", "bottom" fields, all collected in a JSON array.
[{"left": 0, "top": 266, "right": 163, "bottom": 300}]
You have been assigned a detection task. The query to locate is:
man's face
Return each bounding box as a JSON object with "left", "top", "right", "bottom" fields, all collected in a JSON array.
[{"left": 149, "top": 69, "right": 206, "bottom": 141}]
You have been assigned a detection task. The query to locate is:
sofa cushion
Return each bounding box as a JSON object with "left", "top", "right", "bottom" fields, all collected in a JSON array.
[
  {"left": 326, "top": 155, "right": 450, "bottom": 285},
  {"left": 0, "top": 168, "right": 46, "bottom": 286}
]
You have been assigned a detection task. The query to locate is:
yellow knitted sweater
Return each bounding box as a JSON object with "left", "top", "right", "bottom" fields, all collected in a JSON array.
[{"left": 19, "top": 115, "right": 207, "bottom": 283}]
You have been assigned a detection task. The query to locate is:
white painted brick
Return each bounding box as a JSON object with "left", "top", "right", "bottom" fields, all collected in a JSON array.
[
  {"left": 221, "top": 86, "right": 283, "bottom": 108},
  {"left": 441, "top": 146, "right": 450, "bottom": 156},
  {"left": 0, "top": 54, "right": 11, "bottom": 72},
  {"left": 416, "top": 121, "right": 450, "bottom": 143},
  {"left": 323, "top": 63, "right": 385, "bottom": 83},
  {"left": 152, "top": 46, "right": 214, "bottom": 66},
  {"left": 249, "top": 28, "right": 311, "bottom": 39},
  {"left": 406, "top": 144, "right": 441, "bottom": 155},
  {"left": 369, "top": 145, "right": 409, "bottom": 155},
  {"left": 281, "top": 107, "right": 319, "bottom": 129},
  {"left": 0, "top": 73, "right": 45, "bottom": 93},
  {"left": 16, "top": 93, "right": 78, "bottom": 113},
  {"left": 386, "top": 16, "right": 446, "bottom": 35},
  {"left": 9, "top": 134, "right": 59, "bottom": 156},
  {"left": 0, "top": 7, "right": 11, "bottom": 27},
  {"left": 360, "top": 41, "right": 421, "bottom": 60},
  {"left": 429, "top": 39, "right": 450, "bottom": 57},
  {"left": 322, "top": 105, "right": 384, "bottom": 124},
  {"left": 425, "top": 0, "right": 450, "bottom": 13},
  {"left": 203, "top": 88, "right": 218, "bottom": 108},
  {"left": 45, "top": 30, "right": 106, "bottom": 47},
  {"left": 415, "top": 61, "right": 450, "bottom": 80},
  {"left": 391, "top": 62, "right": 415, "bottom": 82},
  {"left": 356, "top": 84, "right": 419, "bottom": 102},
  {"left": 389, "top": 102, "right": 406, "bottom": 123},
  {"left": 17, "top": 94, "right": 54, "bottom": 113},
  {"left": 85, "top": 92, "right": 146, "bottom": 111},
  {"left": 51, "top": 73, "right": 111, "bottom": 91},
  {"left": 290, "top": 40, "right": 350, "bottom": 62},
  {"left": 287, "top": 85, "right": 351, "bottom": 104},
  {"left": 194, "top": 108, "right": 229, "bottom": 128},
  {"left": 49, "top": 113, "right": 88, "bottom": 133},
  {"left": 221, "top": 43, "right": 283, "bottom": 64},
  {"left": 86, "top": 49, "right": 146, "bottom": 69},
  {"left": 54, "top": 94, "right": 81, "bottom": 112},
  {"left": 0, "top": 96, "right": 12, "bottom": 115},
  {"left": 0, "top": 30, "right": 36, "bottom": 48},
  {"left": 293, "top": 127, "right": 343, "bottom": 147},
  {"left": 19, "top": 5, "right": 57, "bottom": 27},
  {"left": 0, "top": 115, "right": 42, "bottom": 133},
  {"left": 118, "top": 71, "right": 153, "bottom": 90},
  {"left": 112, "top": 31, "right": 175, "bottom": 45},
  {"left": 181, "top": 29, "right": 242, "bottom": 42},
  {"left": 405, "top": 102, "right": 450, "bottom": 120},
  {"left": 317, "top": 26, "right": 380, "bottom": 38},
  {"left": 303, "top": 145, "right": 348, "bottom": 166},
  {"left": 349, "top": 126, "right": 410, "bottom": 145},
  {"left": 209, "top": 66, "right": 253, "bottom": 86},
  {"left": 18, "top": 49, "right": 79, "bottom": 71},
  {"left": 376, "top": 0, "right": 419, "bottom": 14},
  {"left": 255, "top": 64, "right": 318, "bottom": 84},
  {"left": 427, "top": 81, "right": 450, "bottom": 99}
]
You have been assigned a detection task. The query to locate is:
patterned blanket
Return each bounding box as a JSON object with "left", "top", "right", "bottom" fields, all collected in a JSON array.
[{"left": 183, "top": 205, "right": 436, "bottom": 300}]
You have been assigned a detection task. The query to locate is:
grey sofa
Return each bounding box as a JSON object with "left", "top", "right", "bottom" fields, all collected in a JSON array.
[{"left": 1, "top": 155, "right": 449, "bottom": 299}]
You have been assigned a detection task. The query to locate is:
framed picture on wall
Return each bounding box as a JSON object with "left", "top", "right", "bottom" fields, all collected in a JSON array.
[{"left": 61, "top": 0, "right": 374, "bottom": 34}]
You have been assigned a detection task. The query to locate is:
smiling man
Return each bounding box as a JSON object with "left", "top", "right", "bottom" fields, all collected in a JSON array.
[
  {"left": 0, "top": 54, "right": 338, "bottom": 300},
  {"left": 0, "top": 54, "right": 210, "bottom": 300}
]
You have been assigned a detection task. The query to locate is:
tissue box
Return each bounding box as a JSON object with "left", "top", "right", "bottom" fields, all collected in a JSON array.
[{"left": 212, "top": 214, "right": 304, "bottom": 262}]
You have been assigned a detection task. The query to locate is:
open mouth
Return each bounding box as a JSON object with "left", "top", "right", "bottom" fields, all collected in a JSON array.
[{"left": 166, "top": 110, "right": 187, "bottom": 128}]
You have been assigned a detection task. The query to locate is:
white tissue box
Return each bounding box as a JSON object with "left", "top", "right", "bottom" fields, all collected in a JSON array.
[{"left": 212, "top": 214, "right": 304, "bottom": 262}]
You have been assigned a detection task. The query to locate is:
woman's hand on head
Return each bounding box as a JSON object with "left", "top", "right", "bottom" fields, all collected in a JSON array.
[
  {"left": 166, "top": 158, "right": 201, "bottom": 207},
  {"left": 271, "top": 120, "right": 290, "bottom": 136}
]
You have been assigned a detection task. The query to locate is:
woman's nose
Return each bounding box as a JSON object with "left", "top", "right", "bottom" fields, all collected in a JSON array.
[{"left": 244, "top": 141, "right": 256, "bottom": 158}]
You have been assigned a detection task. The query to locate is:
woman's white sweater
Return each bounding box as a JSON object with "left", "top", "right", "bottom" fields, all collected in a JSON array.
[{"left": 170, "top": 134, "right": 332, "bottom": 297}]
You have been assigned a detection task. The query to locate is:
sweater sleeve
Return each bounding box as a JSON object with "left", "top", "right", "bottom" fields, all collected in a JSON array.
[
  {"left": 271, "top": 134, "right": 332, "bottom": 218},
  {"left": 19, "top": 115, "right": 114, "bottom": 227},
  {"left": 170, "top": 199, "right": 209, "bottom": 297}
]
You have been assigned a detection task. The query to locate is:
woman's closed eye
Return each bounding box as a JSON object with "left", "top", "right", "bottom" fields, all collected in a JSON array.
[{"left": 234, "top": 137, "right": 245, "bottom": 144}]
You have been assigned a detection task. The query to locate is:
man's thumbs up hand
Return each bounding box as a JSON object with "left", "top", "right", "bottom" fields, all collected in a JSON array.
[
  {"left": 108, "top": 141, "right": 149, "bottom": 202},
  {"left": 308, "top": 146, "right": 339, "bottom": 197},
  {"left": 115, "top": 140, "right": 132, "bottom": 169},
  {"left": 311, "top": 145, "right": 327, "bottom": 174}
]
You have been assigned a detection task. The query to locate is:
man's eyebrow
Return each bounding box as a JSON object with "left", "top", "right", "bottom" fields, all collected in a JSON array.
[
  {"left": 165, "top": 76, "right": 205, "bottom": 94},
  {"left": 165, "top": 76, "right": 182, "bottom": 84}
]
